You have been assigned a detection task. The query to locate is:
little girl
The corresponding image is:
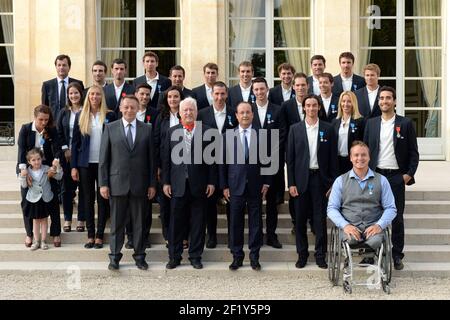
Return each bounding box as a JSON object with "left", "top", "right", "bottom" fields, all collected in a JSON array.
[{"left": 20, "top": 148, "right": 63, "bottom": 250}]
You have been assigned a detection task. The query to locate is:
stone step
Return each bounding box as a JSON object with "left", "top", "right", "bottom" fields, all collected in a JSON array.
[
  {"left": 0, "top": 261, "right": 449, "bottom": 278},
  {"left": 2, "top": 228, "right": 450, "bottom": 245},
  {"left": 0, "top": 243, "right": 448, "bottom": 263}
]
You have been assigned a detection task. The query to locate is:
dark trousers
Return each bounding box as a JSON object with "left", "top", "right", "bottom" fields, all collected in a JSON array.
[
  {"left": 61, "top": 160, "right": 85, "bottom": 222},
  {"left": 229, "top": 185, "right": 263, "bottom": 261},
  {"left": 21, "top": 180, "right": 61, "bottom": 237},
  {"left": 168, "top": 181, "right": 206, "bottom": 260},
  {"left": 79, "top": 163, "right": 109, "bottom": 239},
  {"left": 206, "top": 189, "right": 220, "bottom": 239},
  {"left": 266, "top": 165, "right": 285, "bottom": 238},
  {"left": 338, "top": 155, "right": 352, "bottom": 176},
  {"left": 293, "top": 171, "right": 327, "bottom": 259},
  {"left": 376, "top": 169, "right": 405, "bottom": 260},
  {"left": 109, "top": 192, "right": 148, "bottom": 263},
  {"left": 158, "top": 185, "right": 171, "bottom": 240},
  {"left": 125, "top": 202, "right": 152, "bottom": 244}
]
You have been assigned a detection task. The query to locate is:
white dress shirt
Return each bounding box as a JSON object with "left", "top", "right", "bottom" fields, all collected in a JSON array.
[
  {"left": 213, "top": 105, "right": 227, "bottom": 133},
  {"left": 147, "top": 72, "right": 160, "bottom": 100},
  {"left": 305, "top": 119, "right": 319, "bottom": 169},
  {"left": 88, "top": 113, "right": 103, "bottom": 163},
  {"left": 240, "top": 84, "right": 251, "bottom": 102},
  {"left": 256, "top": 101, "right": 268, "bottom": 127},
  {"left": 57, "top": 76, "right": 69, "bottom": 104},
  {"left": 321, "top": 94, "right": 332, "bottom": 115},
  {"left": 114, "top": 82, "right": 125, "bottom": 102},
  {"left": 205, "top": 84, "right": 213, "bottom": 106},
  {"left": 378, "top": 115, "right": 399, "bottom": 169},
  {"left": 338, "top": 118, "right": 350, "bottom": 157},
  {"left": 282, "top": 86, "right": 293, "bottom": 102},
  {"left": 312, "top": 77, "right": 320, "bottom": 95},
  {"left": 122, "top": 117, "right": 137, "bottom": 143},
  {"left": 169, "top": 112, "right": 179, "bottom": 127},
  {"left": 367, "top": 86, "right": 379, "bottom": 111},
  {"left": 238, "top": 124, "right": 252, "bottom": 153},
  {"left": 31, "top": 121, "right": 45, "bottom": 150},
  {"left": 341, "top": 75, "right": 353, "bottom": 92},
  {"left": 296, "top": 99, "right": 304, "bottom": 121},
  {"left": 68, "top": 109, "right": 78, "bottom": 148},
  {"left": 136, "top": 109, "right": 146, "bottom": 122}
]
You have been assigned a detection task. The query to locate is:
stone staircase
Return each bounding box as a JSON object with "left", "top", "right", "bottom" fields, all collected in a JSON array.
[{"left": 0, "top": 190, "right": 450, "bottom": 277}]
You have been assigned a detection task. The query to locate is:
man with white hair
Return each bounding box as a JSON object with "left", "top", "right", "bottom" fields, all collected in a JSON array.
[{"left": 161, "top": 97, "right": 217, "bottom": 269}]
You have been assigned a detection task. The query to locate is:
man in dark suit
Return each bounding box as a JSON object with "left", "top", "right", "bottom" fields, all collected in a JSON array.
[
  {"left": 192, "top": 62, "right": 219, "bottom": 110},
  {"left": 252, "top": 77, "right": 285, "bottom": 248},
  {"left": 157, "top": 65, "right": 193, "bottom": 108},
  {"left": 268, "top": 63, "right": 296, "bottom": 106},
  {"left": 105, "top": 58, "right": 135, "bottom": 115},
  {"left": 307, "top": 55, "right": 326, "bottom": 95},
  {"left": 287, "top": 94, "right": 337, "bottom": 269},
  {"left": 197, "top": 81, "right": 238, "bottom": 248},
  {"left": 41, "top": 54, "right": 84, "bottom": 119},
  {"left": 355, "top": 63, "right": 382, "bottom": 119},
  {"left": 219, "top": 101, "right": 270, "bottom": 271},
  {"left": 318, "top": 73, "right": 340, "bottom": 122},
  {"left": 364, "top": 86, "right": 419, "bottom": 271},
  {"left": 82, "top": 60, "right": 108, "bottom": 102},
  {"left": 332, "top": 52, "right": 366, "bottom": 97},
  {"left": 228, "top": 61, "right": 255, "bottom": 109},
  {"left": 162, "top": 97, "right": 217, "bottom": 269},
  {"left": 133, "top": 51, "right": 171, "bottom": 110},
  {"left": 99, "top": 95, "right": 157, "bottom": 271}
]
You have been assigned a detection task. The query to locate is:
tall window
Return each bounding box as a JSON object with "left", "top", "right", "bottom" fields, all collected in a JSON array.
[
  {"left": 227, "top": 0, "right": 311, "bottom": 86},
  {"left": 98, "top": 0, "right": 180, "bottom": 80},
  {"left": 0, "top": 0, "right": 13, "bottom": 145},
  {"left": 359, "top": 0, "right": 443, "bottom": 142}
]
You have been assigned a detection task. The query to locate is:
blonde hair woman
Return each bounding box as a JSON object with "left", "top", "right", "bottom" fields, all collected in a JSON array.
[
  {"left": 70, "top": 85, "right": 117, "bottom": 249},
  {"left": 332, "top": 91, "right": 365, "bottom": 174}
]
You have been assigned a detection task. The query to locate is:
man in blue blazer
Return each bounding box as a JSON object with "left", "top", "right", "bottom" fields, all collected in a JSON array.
[
  {"left": 318, "top": 73, "right": 340, "bottom": 123},
  {"left": 41, "top": 54, "right": 84, "bottom": 119},
  {"left": 227, "top": 61, "right": 255, "bottom": 110},
  {"left": 287, "top": 94, "right": 338, "bottom": 269},
  {"left": 332, "top": 52, "right": 366, "bottom": 97},
  {"left": 219, "top": 101, "right": 270, "bottom": 271},
  {"left": 192, "top": 62, "right": 219, "bottom": 110},
  {"left": 307, "top": 55, "right": 326, "bottom": 95},
  {"left": 364, "top": 86, "right": 419, "bottom": 271},
  {"left": 355, "top": 63, "right": 382, "bottom": 119},
  {"left": 133, "top": 51, "right": 171, "bottom": 110},
  {"left": 105, "top": 58, "right": 135, "bottom": 115},
  {"left": 268, "top": 63, "right": 296, "bottom": 106},
  {"left": 156, "top": 65, "right": 193, "bottom": 109}
]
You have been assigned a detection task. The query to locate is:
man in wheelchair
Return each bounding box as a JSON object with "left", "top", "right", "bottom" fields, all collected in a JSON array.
[{"left": 327, "top": 140, "right": 397, "bottom": 265}]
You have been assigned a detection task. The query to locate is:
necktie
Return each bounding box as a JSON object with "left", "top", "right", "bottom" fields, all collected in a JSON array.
[
  {"left": 185, "top": 129, "right": 192, "bottom": 154},
  {"left": 126, "top": 123, "right": 133, "bottom": 148},
  {"left": 243, "top": 129, "right": 249, "bottom": 162},
  {"left": 59, "top": 80, "right": 66, "bottom": 112}
]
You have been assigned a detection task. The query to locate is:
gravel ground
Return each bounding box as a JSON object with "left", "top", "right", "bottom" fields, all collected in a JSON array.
[{"left": 1, "top": 273, "right": 449, "bottom": 300}]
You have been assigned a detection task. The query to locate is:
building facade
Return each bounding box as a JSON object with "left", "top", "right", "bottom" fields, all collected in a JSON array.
[{"left": 1, "top": 0, "right": 448, "bottom": 160}]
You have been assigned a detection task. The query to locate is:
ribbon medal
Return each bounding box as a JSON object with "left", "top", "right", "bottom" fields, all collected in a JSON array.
[
  {"left": 396, "top": 125, "right": 402, "bottom": 139},
  {"left": 350, "top": 122, "right": 356, "bottom": 133},
  {"left": 319, "top": 131, "right": 324, "bottom": 142},
  {"left": 331, "top": 104, "right": 337, "bottom": 114},
  {"left": 353, "top": 84, "right": 358, "bottom": 91},
  {"left": 227, "top": 115, "right": 233, "bottom": 126},
  {"left": 39, "top": 137, "right": 45, "bottom": 148},
  {"left": 250, "top": 94, "right": 255, "bottom": 104},
  {"left": 105, "top": 118, "right": 109, "bottom": 124},
  {"left": 158, "top": 84, "right": 162, "bottom": 94},
  {"left": 368, "top": 183, "right": 374, "bottom": 195},
  {"left": 146, "top": 115, "right": 151, "bottom": 123},
  {"left": 267, "top": 113, "right": 272, "bottom": 124},
  {"left": 291, "top": 93, "right": 296, "bottom": 99}
]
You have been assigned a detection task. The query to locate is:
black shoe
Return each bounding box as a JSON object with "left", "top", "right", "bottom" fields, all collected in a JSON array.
[
  {"left": 250, "top": 259, "right": 261, "bottom": 271},
  {"left": 360, "top": 257, "right": 375, "bottom": 265},
  {"left": 94, "top": 242, "right": 103, "bottom": 249},
  {"left": 125, "top": 240, "right": 134, "bottom": 249},
  {"left": 190, "top": 258, "right": 203, "bottom": 269},
  {"left": 206, "top": 237, "right": 217, "bottom": 249},
  {"left": 394, "top": 258, "right": 404, "bottom": 270},
  {"left": 229, "top": 257, "right": 244, "bottom": 270},
  {"left": 267, "top": 236, "right": 282, "bottom": 249},
  {"left": 145, "top": 240, "right": 151, "bottom": 249},
  {"left": 295, "top": 256, "right": 307, "bottom": 269},
  {"left": 316, "top": 257, "right": 328, "bottom": 269},
  {"left": 291, "top": 227, "right": 296, "bottom": 235},
  {"left": 136, "top": 260, "right": 149, "bottom": 270},
  {"left": 166, "top": 259, "right": 181, "bottom": 269},
  {"left": 84, "top": 241, "right": 95, "bottom": 249},
  {"left": 108, "top": 261, "right": 119, "bottom": 271}
]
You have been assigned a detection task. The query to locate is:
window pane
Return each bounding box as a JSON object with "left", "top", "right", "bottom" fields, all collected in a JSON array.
[
  {"left": 406, "top": 0, "right": 441, "bottom": 17},
  {"left": 359, "top": 0, "right": 396, "bottom": 17},
  {"left": 405, "top": 79, "right": 441, "bottom": 108},
  {"left": 0, "top": 46, "right": 13, "bottom": 74},
  {"left": 148, "top": 50, "right": 178, "bottom": 76},
  {"left": 145, "top": 20, "right": 180, "bottom": 47},
  {"left": 229, "top": 49, "right": 266, "bottom": 77},
  {"left": 228, "top": 0, "right": 265, "bottom": 17},
  {"left": 274, "top": 50, "right": 309, "bottom": 75},
  {"left": 274, "top": 20, "right": 309, "bottom": 48},
  {"left": 378, "top": 79, "right": 396, "bottom": 89},
  {"left": 0, "top": 15, "right": 12, "bottom": 43},
  {"left": 0, "top": 0, "right": 12, "bottom": 13},
  {"left": 405, "top": 49, "right": 441, "bottom": 77},
  {"left": 101, "top": 20, "right": 136, "bottom": 47},
  {"left": 405, "top": 110, "right": 440, "bottom": 138},
  {"left": 101, "top": 50, "right": 137, "bottom": 78},
  {"left": 0, "top": 77, "right": 13, "bottom": 105},
  {"left": 405, "top": 19, "right": 441, "bottom": 47},
  {"left": 359, "top": 49, "right": 396, "bottom": 77},
  {"left": 101, "top": 0, "right": 136, "bottom": 17},
  {"left": 274, "top": 0, "right": 310, "bottom": 17},
  {"left": 145, "top": 0, "right": 179, "bottom": 17},
  {"left": 229, "top": 20, "right": 265, "bottom": 48},
  {"left": 360, "top": 18, "right": 396, "bottom": 46}
]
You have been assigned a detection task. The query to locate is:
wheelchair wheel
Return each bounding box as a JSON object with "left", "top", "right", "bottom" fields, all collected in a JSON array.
[
  {"left": 381, "top": 229, "right": 393, "bottom": 283},
  {"left": 328, "top": 226, "right": 341, "bottom": 286},
  {"left": 343, "top": 280, "right": 352, "bottom": 294},
  {"left": 382, "top": 280, "right": 391, "bottom": 294}
]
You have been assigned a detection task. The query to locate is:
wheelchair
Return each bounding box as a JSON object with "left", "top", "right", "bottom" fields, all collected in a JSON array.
[{"left": 328, "top": 225, "right": 392, "bottom": 294}]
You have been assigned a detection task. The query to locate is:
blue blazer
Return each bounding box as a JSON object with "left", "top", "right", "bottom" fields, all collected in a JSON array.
[
  {"left": 268, "top": 84, "right": 296, "bottom": 107},
  {"left": 71, "top": 111, "right": 117, "bottom": 168},
  {"left": 191, "top": 84, "right": 211, "bottom": 110},
  {"left": 332, "top": 117, "right": 365, "bottom": 156},
  {"left": 355, "top": 86, "right": 381, "bottom": 119},
  {"left": 104, "top": 82, "right": 135, "bottom": 114},
  {"left": 41, "top": 77, "right": 84, "bottom": 119},
  {"left": 197, "top": 106, "right": 238, "bottom": 134},
  {"left": 227, "top": 84, "right": 255, "bottom": 110},
  {"left": 332, "top": 74, "right": 366, "bottom": 97},
  {"left": 133, "top": 74, "right": 171, "bottom": 110},
  {"left": 320, "top": 94, "right": 341, "bottom": 123}
]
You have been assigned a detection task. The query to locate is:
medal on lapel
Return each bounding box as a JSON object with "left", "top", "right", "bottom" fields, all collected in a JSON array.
[
  {"left": 146, "top": 115, "right": 151, "bottom": 123},
  {"left": 319, "top": 131, "right": 325, "bottom": 142},
  {"left": 267, "top": 113, "right": 272, "bottom": 124},
  {"left": 227, "top": 115, "right": 233, "bottom": 126},
  {"left": 368, "top": 183, "right": 374, "bottom": 195},
  {"left": 395, "top": 125, "right": 402, "bottom": 139},
  {"left": 158, "top": 84, "right": 162, "bottom": 94},
  {"left": 250, "top": 94, "right": 255, "bottom": 104},
  {"left": 291, "top": 93, "right": 295, "bottom": 99},
  {"left": 353, "top": 84, "right": 357, "bottom": 91},
  {"left": 39, "top": 137, "right": 45, "bottom": 151},
  {"left": 331, "top": 104, "right": 337, "bottom": 114},
  {"left": 350, "top": 122, "right": 356, "bottom": 133}
]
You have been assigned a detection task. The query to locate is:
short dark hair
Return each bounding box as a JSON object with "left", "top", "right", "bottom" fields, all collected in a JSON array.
[
  {"left": 350, "top": 140, "right": 370, "bottom": 155},
  {"left": 302, "top": 94, "right": 323, "bottom": 109},
  {"left": 293, "top": 72, "right": 308, "bottom": 82},
  {"left": 252, "top": 77, "right": 268, "bottom": 88},
  {"left": 212, "top": 81, "right": 228, "bottom": 92},
  {"left": 310, "top": 55, "right": 326, "bottom": 65},
  {"left": 379, "top": 86, "right": 396, "bottom": 100},
  {"left": 319, "top": 72, "right": 334, "bottom": 83},
  {"left": 339, "top": 52, "right": 355, "bottom": 63},
  {"left": 135, "top": 83, "right": 152, "bottom": 93},
  {"left": 169, "top": 65, "right": 186, "bottom": 77},
  {"left": 238, "top": 61, "right": 254, "bottom": 72},
  {"left": 236, "top": 101, "right": 253, "bottom": 113},
  {"left": 55, "top": 54, "right": 71, "bottom": 67},
  {"left": 111, "top": 58, "right": 127, "bottom": 68},
  {"left": 120, "top": 95, "right": 139, "bottom": 106},
  {"left": 33, "top": 105, "right": 54, "bottom": 129},
  {"left": 92, "top": 60, "right": 107, "bottom": 73},
  {"left": 203, "top": 62, "right": 219, "bottom": 73},
  {"left": 143, "top": 51, "right": 159, "bottom": 63},
  {"left": 277, "top": 63, "right": 296, "bottom": 75}
]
